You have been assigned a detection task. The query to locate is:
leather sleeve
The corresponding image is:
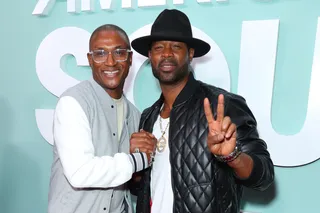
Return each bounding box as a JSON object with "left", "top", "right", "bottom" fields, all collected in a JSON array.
[{"left": 224, "top": 94, "right": 275, "bottom": 191}]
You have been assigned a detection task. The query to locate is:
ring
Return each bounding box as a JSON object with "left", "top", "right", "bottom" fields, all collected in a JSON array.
[{"left": 134, "top": 147, "right": 140, "bottom": 153}]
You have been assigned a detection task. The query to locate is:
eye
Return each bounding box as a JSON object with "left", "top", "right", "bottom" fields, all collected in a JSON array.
[
  {"left": 114, "top": 49, "right": 125, "bottom": 56},
  {"left": 93, "top": 50, "right": 105, "bottom": 57},
  {"left": 153, "top": 45, "right": 163, "bottom": 51},
  {"left": 172, "top": 44, "right": 181, "bottom": 50}
]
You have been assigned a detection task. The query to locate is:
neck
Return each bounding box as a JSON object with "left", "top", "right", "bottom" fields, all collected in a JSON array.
[
  {"left": 106, "top": 88, "right": 123, "bottom": 99},
  {"left": 159, "top": 73, "right": 189, "bottom": 118},
  {"left": 104, "top": 82, "right": 124, "bottom": 99},
  {"left": 93, "top": 76, "right": 124, "bottom": 99},
  {"left": 105, "top": 81, "right": 125, "bottom": 99}
]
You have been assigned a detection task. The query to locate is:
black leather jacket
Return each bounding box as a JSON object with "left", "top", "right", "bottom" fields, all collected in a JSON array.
[{"left": 131, "top": 73, "right": 274, "bottom": 213}]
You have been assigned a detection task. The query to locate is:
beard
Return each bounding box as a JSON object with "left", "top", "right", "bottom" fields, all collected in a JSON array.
[{"left": 151, "top": 58, "right": 190, "bottom": 85}]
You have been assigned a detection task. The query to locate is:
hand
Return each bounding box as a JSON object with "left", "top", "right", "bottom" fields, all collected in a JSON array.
[
  {"left": 204, "top": 94, "right": 237, "bottom": 156},
  {"left": 130, "top": 130, "right": 157, "bottom": 163}
]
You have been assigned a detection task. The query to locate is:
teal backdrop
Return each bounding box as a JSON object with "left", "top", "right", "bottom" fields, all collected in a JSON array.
[{"left": 0, "top": 0, "right": 319, "bottom": 212}]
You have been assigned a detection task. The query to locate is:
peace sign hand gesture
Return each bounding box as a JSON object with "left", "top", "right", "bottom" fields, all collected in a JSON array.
[{"left": 204, "top": 94, "right": 237, "bottom": 156}]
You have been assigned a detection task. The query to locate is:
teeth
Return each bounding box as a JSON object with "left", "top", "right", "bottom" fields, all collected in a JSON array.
[{"left": 103, "top": 70, "right": 119, "bottom": 75}]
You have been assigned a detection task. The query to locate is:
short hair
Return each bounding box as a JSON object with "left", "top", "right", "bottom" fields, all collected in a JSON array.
[{"left": 89, "top": 24, "right": 131, "bottom": 50}]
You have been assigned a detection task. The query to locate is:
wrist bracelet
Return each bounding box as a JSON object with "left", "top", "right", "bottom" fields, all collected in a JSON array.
[{"left": 214, "top": 145, "right": 242, "bottom": 163}]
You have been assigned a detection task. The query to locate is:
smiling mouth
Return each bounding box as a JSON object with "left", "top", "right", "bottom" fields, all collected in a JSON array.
[
  {"left": 103, "top": 70, "right": 119, "bottom": 76},
  {"left": 160, "top": 64, "right": 176, "bottom": 71}
]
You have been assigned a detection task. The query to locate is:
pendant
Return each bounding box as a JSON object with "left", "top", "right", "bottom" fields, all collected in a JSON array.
[{"left": 157, "top": 136, "right": 166, "bottom": 152}]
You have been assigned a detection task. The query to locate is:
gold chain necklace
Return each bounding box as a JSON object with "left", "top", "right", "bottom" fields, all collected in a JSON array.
[{"left": 157, "top": 115, "right": 170, "bottom": 153}]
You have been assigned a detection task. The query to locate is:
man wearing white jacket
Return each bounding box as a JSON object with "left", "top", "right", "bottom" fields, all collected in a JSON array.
[{"left": 48, "top": 24, "right": 156, "bottom": 213}]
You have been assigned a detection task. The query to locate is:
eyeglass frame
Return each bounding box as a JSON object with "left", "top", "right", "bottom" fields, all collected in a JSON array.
[{"left": 88, "top": 48, "right": 132, "bottom": 63}]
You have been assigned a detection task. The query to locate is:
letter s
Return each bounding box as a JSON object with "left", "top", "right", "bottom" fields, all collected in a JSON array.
[{"left": 35, "top": 27, "right": 90, "bottom": 145}]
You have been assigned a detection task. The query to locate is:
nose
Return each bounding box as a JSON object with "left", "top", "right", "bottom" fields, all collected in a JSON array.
[
  {"left": 161, "top": 46, "right": 174, "bottom": 58},
  {"left": 104, "top": 52, "right": 117, "bottom": 66}
]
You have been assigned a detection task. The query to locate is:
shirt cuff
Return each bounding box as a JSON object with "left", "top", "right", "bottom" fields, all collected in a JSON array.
[{"left": 128, "top": 152, "right": 149, "bottom": 173}]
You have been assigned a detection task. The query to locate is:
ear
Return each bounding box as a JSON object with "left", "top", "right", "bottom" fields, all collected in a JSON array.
[
  {"left": 148, "top": 51, "right": 151, "bottom": 59},
  {"left": 189, "top": 48, "right": 195, "bottom": 62},
  {"left": 87, "top": 52, "right": 93, "bottom": 67}
]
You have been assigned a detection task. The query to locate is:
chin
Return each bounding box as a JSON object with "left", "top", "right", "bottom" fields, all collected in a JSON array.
[
  {"left": 159, "top": 73, "right": 179, "bottom": 83},
  {"left": 105, "top": 84, "right": 121, "bottom": 90},
  {"left": 159, "top": 79, "right": 178, "bottom": 85},
  {"left": 104, "top": 79, "right": 126, "bottom": 91}
]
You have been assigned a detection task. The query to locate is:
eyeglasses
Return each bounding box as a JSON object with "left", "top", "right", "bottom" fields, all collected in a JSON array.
[{"left": 88, "top": 48, "right": 132, "bottom": 63}]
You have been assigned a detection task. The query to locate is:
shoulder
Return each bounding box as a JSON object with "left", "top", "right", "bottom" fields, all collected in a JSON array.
[
  {"left": 59, "top": 80, "right": 95, "bottom": 107},
  {"left": 198, "top": 80, "right": 255, "bottom": 120},
  {"left": 199, "top": 81, "right": 245, "bottom": 104},
  {"left": 56, "top": 81, "right": 95, "bottom": 117},
  {"left": 140, "top": 106, "right": 152, "bottom": 120},
  {"left": 60, "top": 80, "right": 92, "bottom": 99},
  {"left": 140, "top": 98, "right": 162, "bottom": 120}
]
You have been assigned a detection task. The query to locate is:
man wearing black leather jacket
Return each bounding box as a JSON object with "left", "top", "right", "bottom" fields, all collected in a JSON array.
[{"left": 129, "top": 9, "right": 274, "bottom": 213}]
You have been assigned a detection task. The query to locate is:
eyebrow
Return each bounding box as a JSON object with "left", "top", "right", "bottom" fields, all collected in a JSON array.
[{"left": 94, "top": 45, "right": 127, "bottom": 50}]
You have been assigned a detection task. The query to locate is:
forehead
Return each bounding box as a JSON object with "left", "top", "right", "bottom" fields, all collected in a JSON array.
[
  {"left": 90, "top": 30, "right": 127, "bottom": 49},
  {"left": 151, "top": 40, "right": 187, "bottom": 46}
]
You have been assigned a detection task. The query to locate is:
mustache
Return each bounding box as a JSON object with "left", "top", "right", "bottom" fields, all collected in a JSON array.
[{"left": 158, "top": 59, "right": 178, "bottom": 67}]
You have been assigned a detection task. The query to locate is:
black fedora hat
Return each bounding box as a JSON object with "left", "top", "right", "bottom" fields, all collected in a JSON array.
[{"left": 131, "top": 9, "right": 211, "bottom": 58}]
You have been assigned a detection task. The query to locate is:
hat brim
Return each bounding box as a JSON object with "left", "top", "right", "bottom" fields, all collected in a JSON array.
[{"left": 131, "top": 35, "right": 211, "bottom": 58}]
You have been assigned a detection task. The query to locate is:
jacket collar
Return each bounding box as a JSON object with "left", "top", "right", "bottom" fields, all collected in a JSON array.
[
  {"left": 173, "top": 71, "right": 199, "bottom": 107},
  {"left": 88, "top": 78, "right": 131, "bottom": 120},
  {"left": 155, "top": 71, "right": 200, "bottom": 108},
  {"left": 140, "top": 72, "right": 200, "bottom": 131}
]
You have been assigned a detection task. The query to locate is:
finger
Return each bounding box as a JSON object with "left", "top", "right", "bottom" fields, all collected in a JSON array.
[
  {"left": 204, "top": 98, "right": 215, "bottom": 127},
  {"left": 208, "top": 143, "right": 221, "bottom": 155},
  {"left": 208, "top": 133, "right": 224, "bottom": 145},
  {"left": 131, "top": 132, "right": 149, "bottom": 139},
  {"left": 216, "top": 94, "right": 225, "bottom": 122},
  {"left": 139, "top": 130, "right": 156, "bottom": 139},
  {"left": 139, "top": 148, "right": 154, "bottom": 154},
  {"left": 131, "top": 131, "right": 151, "bottom": 139},
  {"left": 131, "top": 138, "right": 155, "bottom": 147},
  {"left": 221, "top": 116, "right": 231, "bottom": 133},
  {"left": 231, "top": 131, "right": 237, "bottom": 139},
  {"left": 130, "top": 136, "right": 155, "bottom": 147},
  {"left": 131, "top": 144, "right": 155, "bottom": 153},
  {"left": 142, "top": 137, "right": 156, "bottom": 146},
  {"left": 130, "top": 145, "right": 146, "bottom": 153},
  {"left": 145, "top": 131, "right": 156, "bottom": 138},
  {"left": 225, "top": 123, "right": 236, "bottom": 139},
  {"left": 130, "top": 132, "right": 140, "bottom": 138}
]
